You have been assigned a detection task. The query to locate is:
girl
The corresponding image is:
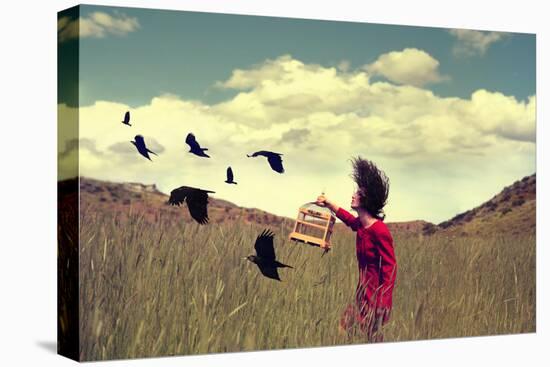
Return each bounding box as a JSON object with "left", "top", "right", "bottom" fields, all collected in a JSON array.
[{"left": 316, "top": 157, "right": 397, "bottom": 342}]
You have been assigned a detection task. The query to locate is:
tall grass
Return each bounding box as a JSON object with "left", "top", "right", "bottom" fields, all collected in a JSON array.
[{"left": 78, "top": 205, "right": 535, "bottom": 361}]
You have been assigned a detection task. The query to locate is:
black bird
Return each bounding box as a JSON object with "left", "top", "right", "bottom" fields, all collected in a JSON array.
[
  {"left": 185, "top": 133, "right": 210, "bottom": 158},
  {"left": 121, "top": 111, "right": 131, "bottom": 126},
  {"left": 130, "top": 135, "right": 157, "bottom": 161},
  {"left": 168, "top": 186, "right": 215, "bottom": 225},
  {"left": 247, "top": 151, "right": 284, "bottom": 173},
  {"left": 245, "top": 229, "right": 293, "bottom": 281},
  {"left": 225, "top": 166, "right": 237, "bottom": 185}
]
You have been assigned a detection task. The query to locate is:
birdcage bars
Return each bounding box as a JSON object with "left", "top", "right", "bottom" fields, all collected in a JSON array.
[{"left": 289, "top": 203, "right": 336, "bottom": 250}]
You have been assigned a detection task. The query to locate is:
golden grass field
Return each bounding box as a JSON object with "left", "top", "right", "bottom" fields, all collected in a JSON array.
[{"left": 76, "top": 200, "right": 535, "bottom": 361}]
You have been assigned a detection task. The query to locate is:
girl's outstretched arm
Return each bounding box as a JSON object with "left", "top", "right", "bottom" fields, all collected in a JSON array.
[
  {"left": 316, "top": 195, "right": 359, "bottom": 231},
  {"left": 316, "top": 194, "right": 340, "bottom": 213}
]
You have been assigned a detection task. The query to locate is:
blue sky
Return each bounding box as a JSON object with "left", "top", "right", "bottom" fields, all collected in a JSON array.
[
  {"left": 69, "top": 5, "right": 536, "bottom": 107},
  {"left": 58, "top": 5, "right": 536, "bottom": 223}
]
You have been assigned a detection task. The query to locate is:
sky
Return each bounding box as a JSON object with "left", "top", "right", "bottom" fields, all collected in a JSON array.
[{"left": 57, "top": 5, "right": 536, "bottom": 224}]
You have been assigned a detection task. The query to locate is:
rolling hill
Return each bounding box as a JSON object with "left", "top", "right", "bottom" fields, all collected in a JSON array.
[
  {"left": 78, "top": 177, "right": 294, "bottom": 227},
  {"left": 423, "top": 173, "right": 536, "bottom": 237},
  {"left": 65, "top": 174, "right": 535, "bottom": 238}
]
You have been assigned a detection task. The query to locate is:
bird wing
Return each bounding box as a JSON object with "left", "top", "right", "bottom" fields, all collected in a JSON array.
[
  {"left": 186, "top": 189, "right": 212, "bottom": 225},
  {"left": 185, "top": 133, "right": 196, "bottom": 144},
  {"left": 124, "top": 111, "right": 130, "bottom": 123},
  {"left": 254, "top": 229, "right": 276, "bottom": 260},
  {"left": 185, "top": 133, "right": 200, "bottom": 149},
  {"left": 168, "top": 186, "right": 190, "bottom": 206},
  {"left": 257, "top": 264, "right": 281, "bottom": 281},
  {"left": 134, "top": 135, "right": 145, "bottom": 146},
  {"left": 267, "top": 154, "right": 285, "bottom": 173},
  {"left": 169, "top": 186, "right": 214, "bottom": 224},
  {"left": 227, "top": 167, "right": 234, "bottom": 181}
]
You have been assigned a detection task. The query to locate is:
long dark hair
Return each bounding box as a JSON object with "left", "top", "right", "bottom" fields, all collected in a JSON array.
[{"left": 351, "top": 156, "right": 390, "bottom": 220}]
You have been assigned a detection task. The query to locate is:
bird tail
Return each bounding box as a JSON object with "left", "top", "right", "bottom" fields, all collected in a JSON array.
[
  {"left": 276, "top": 261, "right": 293, "bottom": 269},
  {"left": 147, "top": 149, "right": 158, "bottom": 156}
]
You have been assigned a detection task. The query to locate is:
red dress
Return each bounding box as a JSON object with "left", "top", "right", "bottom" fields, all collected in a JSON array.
[{"left": 336, "top": 208, "right": 397, "bottom": 332}]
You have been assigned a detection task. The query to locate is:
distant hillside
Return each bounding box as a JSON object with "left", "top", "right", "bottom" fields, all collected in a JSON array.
[
  {"left": 76, "top": 177, "right": 427, "bottom": 237},
  {"left": 422, "top": 174, "right": 536, "bottom": 237},
  {"left": 68, "top": 174, "right": 535, "bottom": 238},
  {"left": 78, "top": 177, "right": 294, "bottom": 228},
  {"left": 387, "top": 220, "right": 433, "bottom": 235}
]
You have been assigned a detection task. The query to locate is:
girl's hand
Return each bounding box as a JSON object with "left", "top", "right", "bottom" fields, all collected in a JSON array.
[
  {"left": 316, "top": 194, "right": 328, "bottom": 207},
  {"left": 317, "top": 195, "right": 339, "bottom": 213}
]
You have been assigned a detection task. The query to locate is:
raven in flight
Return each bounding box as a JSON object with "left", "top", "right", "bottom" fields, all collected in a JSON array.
[
  {"left": 131, "top": 135, "right": 157, "bottom": 161},
  {"left": 225, "top": 166, "right": 237, "bottom": 185},
  {"left": 245, "top": 229, "right": 293, "bottom": 281},
  {"left": 121, "top": 111, "right": 131, "bottom": 126},
  {"left": 168, "top": 186, "right": 215, "bottom": 225},
  {"left": 185, "top": 133, "right": 210, "bottom": 158},
  {"left": 247, "top": 151, "right": 284, "bottom": 173}
]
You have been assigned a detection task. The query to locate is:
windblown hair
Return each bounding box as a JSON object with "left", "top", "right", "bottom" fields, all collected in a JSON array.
[{"left": 351, "top": 157, "right": 390, "bottom": 220}]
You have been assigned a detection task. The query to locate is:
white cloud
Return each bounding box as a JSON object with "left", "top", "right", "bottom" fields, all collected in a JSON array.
[
  {"left": 58, "top": 11, "right": 140, "bottom": 42},
  {"left": 214, "top": 55, "right": 373, "bottom": 125},
  {"left": 450, "top": 29, "right": 507, "bottom": 57},
  {"left": 63, "top": 55, "right": 535, "bottom": 223},
  {"left": 58, "top": 16, "right": 79, "bottom": 42},
  {"left": 365, "top": 48, "right": 448, "bottom": 86},
  {"left": 458, "top": 90, "right": 536, "bottom": 142}
]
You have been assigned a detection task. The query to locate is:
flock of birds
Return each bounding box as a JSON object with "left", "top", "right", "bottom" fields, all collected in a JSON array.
[{"left": 121, "top": 111, "right": 293, "bottom": 281}]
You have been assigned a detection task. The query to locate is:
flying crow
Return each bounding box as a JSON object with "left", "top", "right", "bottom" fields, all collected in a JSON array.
[
  {"left": 245, "top": 229, "right": 293, "bottom": 281},
  {"left": 168, "top": 186, "right": 215, "bottom": 225},
  {"left": 121, "top": 111, "right": 131, "bottom": 126},
  {"left": 131, "top": 135, "right": 157, "bottom": 161},
  {"left": 185, "top": 133, "right": 210, "bottom": 158},
  {"left": 225, "top": 166, "right": 237, "bottom": 185},
  {"left": 247, "top": 151, "right": 284, "bottom": 173}
]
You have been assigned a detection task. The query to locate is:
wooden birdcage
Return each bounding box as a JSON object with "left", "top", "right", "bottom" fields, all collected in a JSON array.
[{"left": 288, "top": 202, "right": 336, "bottom": 250}]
